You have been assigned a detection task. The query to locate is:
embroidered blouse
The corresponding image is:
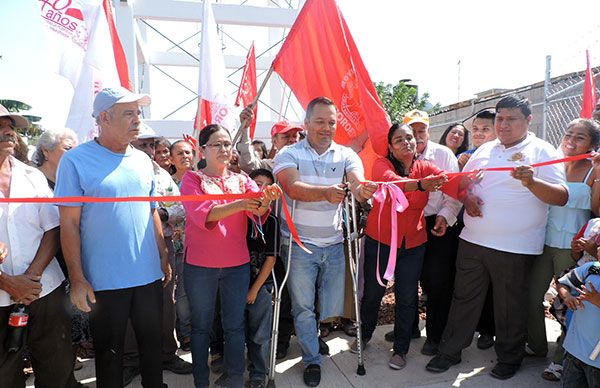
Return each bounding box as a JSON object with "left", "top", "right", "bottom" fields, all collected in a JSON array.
[{"left": 180, "top": 170, "right": 262, "bottom": 268}]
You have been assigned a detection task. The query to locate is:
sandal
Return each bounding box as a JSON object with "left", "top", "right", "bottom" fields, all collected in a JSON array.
[{"left": 541, "top": 362, "right": 562, "bottom": 381}]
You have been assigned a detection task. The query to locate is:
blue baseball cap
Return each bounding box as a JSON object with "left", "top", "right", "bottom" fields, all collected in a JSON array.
[{"left": 92, "top": 87, "right": 151, "bottom": 118}]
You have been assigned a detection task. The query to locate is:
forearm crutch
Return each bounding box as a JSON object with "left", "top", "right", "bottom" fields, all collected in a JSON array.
[
  {"left": 343, "top": 193, "right": 366, "bottom": 375},
  {"left": 267, "top": 199, "right": 295, "bottom": 388}
]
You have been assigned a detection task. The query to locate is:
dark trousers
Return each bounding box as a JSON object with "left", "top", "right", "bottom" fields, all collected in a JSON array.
[
  {"left": 124, "top": 237, "right": 178, "bottom": 367},
  {"left": 562, "top": 352, "right": 600, "bottom": 388},
  {"left": 439, "top": 239, "right": 533, "bottom": 365},
  {"left": 360, "top": 236, "right": 426, "bottom": 355},
  {"left": 0, "top": 285, "right": 78, "bottom": 388},
  {"left": 476, "top": 287, "right": 495, "bottom": 336},
  {"left": 420, "top": 215, "right": 461, "bottom": 342},
  {"left": 90, "top": 280, "right": 164, "bottom": 388}
]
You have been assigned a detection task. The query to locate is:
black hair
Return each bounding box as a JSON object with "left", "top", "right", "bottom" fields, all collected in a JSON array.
[
  {"left": 496, "top": 95, "right": 531, "bottom": 117},
  {"left": 386, "top": 123, "right": 414, "bottom": 177},
  {"left": 169, "top": 139, "right": 196, "bottom": 156},
  {"left": 439, "top": 123, "right": 469, "bottom": 155},
  {"left": 474, "top": 109, "right": 496, "bottom": 121},
  {"left": 306, "top": 96, "right": 336, "bottom": 120},
  {"left": 155, "top": 136, "right": 171, "bottom": 150},
  {"left": 251, "top": 140, "right": 268, "bottom": 159},
  {"left": 198, "top": 123, "right": 229, "bottom": 147},
  {"left": 249, "top": 168, "right": 275, "bottom": 184},
  {"left": 566, "top": 118, "right": 600, "bottom": 149}
]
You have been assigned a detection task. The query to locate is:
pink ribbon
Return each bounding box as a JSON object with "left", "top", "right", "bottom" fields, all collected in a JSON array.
[{"left": 372, "top": 183, "right": 409, "bottom": 287}]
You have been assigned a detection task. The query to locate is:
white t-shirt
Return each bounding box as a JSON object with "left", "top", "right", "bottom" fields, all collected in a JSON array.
[
  {"left": 460, "top": 134, "right": 566, "bottom": 255},
  {"left": 417, "top": 141, "right": 461, "bottom": 225},
  {"left": 0, "top": 157, "right": 63, "bottom": 307}
]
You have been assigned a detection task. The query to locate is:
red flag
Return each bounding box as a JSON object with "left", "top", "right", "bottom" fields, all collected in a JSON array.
[
  {"left": 235, "top": 43, "right": 258, "bottom": 139},
  {"left": 103, "top": 0, "right": 132, "bottom": 91},
  {"left": 581, "top": 50, "right": 597, "bottom": 119},
  {"left": 272, "top": 0, "right": 391, "bottom": 159}
]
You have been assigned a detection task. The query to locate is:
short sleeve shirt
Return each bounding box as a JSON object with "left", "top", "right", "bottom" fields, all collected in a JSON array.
[
  {"left": 559, "top": 262, "right": 600, "bottom": 368},
  {"left": 55, "top": 141, "right": 163, "bottom": 291},
  {"left": 0, "top": 158, "right": 63, "bottom": 306},
  {"left": 460, "top": 134, "right": 566, "bottom": 255},
  {"left": 273, "top": 139, "right": 363, "bottom": 247}
]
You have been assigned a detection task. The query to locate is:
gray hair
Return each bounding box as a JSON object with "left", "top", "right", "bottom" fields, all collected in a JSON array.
[{"left": 32, "top": 128, "right": 78, "bottom": 167}]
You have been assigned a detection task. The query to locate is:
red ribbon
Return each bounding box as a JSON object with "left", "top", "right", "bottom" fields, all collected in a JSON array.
[
  {"left": 368, "top": 152, "right": 593, "bottom": 285},
  {"left": 0, "top": 189, "right": 311, "bottom": 254}
]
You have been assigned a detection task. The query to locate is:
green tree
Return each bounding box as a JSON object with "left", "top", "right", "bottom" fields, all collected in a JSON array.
[
  {"left": 374, "top": 81, "right": 441, "bottom": 123},
  {"left": 0, "top": 99, "right": 42, "bottom": 138}
]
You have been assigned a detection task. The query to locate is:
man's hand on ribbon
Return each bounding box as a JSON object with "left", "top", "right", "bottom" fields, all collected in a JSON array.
[
  {"left": 324, "top": 184, "right": 347, "bottom": 204},
  {"left": 356, "top": 181, "right": 378, "bottom": 201},
  {"left": 510, "top": 165, "right": 535, "bottom": 188},
  {"left": 420, "top": 174, "right": 448, "bottom": 192}
]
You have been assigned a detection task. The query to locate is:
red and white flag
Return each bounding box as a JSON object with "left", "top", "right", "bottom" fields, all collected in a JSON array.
[
  {"left": 272, "top": 0, "right": 391, "bottom": 161},
  {"left": 35, "top": 0, "right": 131, "bottom": 140},
  {"left": 235, "top": 42, "right": 258, "bottom": 139},
  {"left": 65, "top": 0, "right": 131, "bottom": 141},
  {"left": 194, "top": 0, "right": 237, "bottom": 137},
  {"left": 581, "top": 49, "right": 597, "bottom": 119}
]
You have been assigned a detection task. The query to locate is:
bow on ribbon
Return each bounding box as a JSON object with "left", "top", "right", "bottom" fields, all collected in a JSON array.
[{"left": 372, "top": 183, "right": 409, "bottom": 287}]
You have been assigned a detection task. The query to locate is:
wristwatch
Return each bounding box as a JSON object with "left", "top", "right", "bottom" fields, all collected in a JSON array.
[{"left": 417, "top": 180, "right": 426, "bottom": 192}]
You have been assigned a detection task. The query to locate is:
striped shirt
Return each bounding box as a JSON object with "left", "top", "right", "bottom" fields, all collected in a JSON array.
[{"left": 273, "top": 139, "right": 363, "bottom": 247}]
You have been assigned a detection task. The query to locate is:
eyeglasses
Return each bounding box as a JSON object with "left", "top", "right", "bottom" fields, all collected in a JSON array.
[{"left": 204, "top": 142, "right": 233, "bottom": 150}]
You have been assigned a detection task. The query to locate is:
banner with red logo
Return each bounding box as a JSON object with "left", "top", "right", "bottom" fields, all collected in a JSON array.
[
  {"left": 235, "top": 42, "right": 258, "bottom": 139},
  {"left": 271, "top": 0, "right": 391, "bottom": 159},
  {"left": 581, "top": 49, "right": 598, "bottom": 119},
  {"left": 193, "top": 0, "right": 237, "bottom": 138},
  {"left": 37, "top": 0, "right": 131, "bottom": 141}
]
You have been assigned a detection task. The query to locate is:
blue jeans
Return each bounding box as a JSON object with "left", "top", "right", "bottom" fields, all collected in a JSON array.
[
  {"left": 284, "top": 241, "right": 345, "bottom": 365},
  {"left": 562, "top": 353, "right": 600, "bottom": 388},
  {"left": 174, "top": 251, "right": 191, "bottom": 341},
  {"left": 246, "top": 284, "right": 273, "bottom": 381},
  {"left": 360, "top": 236, "right": 425, "bottom": 355},
  {"left": 184, "top": 263, "right": 249, "bottom": 388}
]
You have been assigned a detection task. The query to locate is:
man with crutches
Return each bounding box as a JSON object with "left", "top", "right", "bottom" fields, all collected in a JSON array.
[{"left": 273, "top": 97, "right": 377, "bottom": 387}]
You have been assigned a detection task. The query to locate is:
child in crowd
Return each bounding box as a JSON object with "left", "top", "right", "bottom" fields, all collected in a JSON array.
[
  {"left": 556, "top": 260, "right": 600, "bottom": 388},
  {"left": 245, "top": 168, "right": 279, "bottom": 388},
  {"left": 543, "top": 217, "right": 600, "bottom": 382}
]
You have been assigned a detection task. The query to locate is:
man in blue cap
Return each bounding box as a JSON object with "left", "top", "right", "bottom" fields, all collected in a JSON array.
[{"left": 56, "top": 87, "right": 171, "bottom": 388}]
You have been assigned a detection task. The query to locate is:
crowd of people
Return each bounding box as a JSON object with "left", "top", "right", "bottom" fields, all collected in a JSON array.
[{"left": 0, "top": 88, "right": 599, "bottom": 388}]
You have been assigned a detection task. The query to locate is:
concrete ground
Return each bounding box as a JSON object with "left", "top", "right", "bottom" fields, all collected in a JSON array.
[{"left": 29, "top": 319, "right": 562, "bottom": 388}]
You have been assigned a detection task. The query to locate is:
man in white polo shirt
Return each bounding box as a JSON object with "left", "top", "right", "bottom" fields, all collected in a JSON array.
[
  {"left": 426, "top": 95, "right": 568, "bottom": 380},
  {"left": 274, "top": 97, "right": 377, "bottom": 387}
]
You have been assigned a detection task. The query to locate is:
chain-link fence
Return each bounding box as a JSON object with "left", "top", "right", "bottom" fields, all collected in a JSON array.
[
  {"left": 543, "top": 72, "right": 587, "bottom": 147},
  {"left": 429, "top": 66, "right": 599, "bottom": 147}
]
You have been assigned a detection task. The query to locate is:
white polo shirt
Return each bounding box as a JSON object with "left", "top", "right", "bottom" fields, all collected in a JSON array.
[
  {"left": 0, "top": 157, "right": 63, "bottom": 307},
  {"left": 417, "top": 141, "right": 461, "bottom": 226},
  {"left": 460, "top": 133, "right": 566, "bottom": 255}
]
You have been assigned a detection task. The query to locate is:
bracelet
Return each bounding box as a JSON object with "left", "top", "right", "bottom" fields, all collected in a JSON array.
[{"left": 417, "top": 180, "right": 426, "bottom": 192}]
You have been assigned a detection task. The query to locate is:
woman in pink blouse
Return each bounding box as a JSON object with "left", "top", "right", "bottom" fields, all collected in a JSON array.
[{"left": 180, "top": 124, "right": 279, "bottom": 388}]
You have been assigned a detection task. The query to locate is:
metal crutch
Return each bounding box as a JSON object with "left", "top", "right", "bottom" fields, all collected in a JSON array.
[
  {"left": 266, "top": 199, "right": 295, "bottom": 388},
  {"left": 343, "top": 193, "right": 366, "bottom": 375}
]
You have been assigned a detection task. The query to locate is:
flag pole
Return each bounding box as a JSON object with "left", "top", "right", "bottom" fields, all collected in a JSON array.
[{"left": 232, "top": 65, "right": 275, "bottom": 145}]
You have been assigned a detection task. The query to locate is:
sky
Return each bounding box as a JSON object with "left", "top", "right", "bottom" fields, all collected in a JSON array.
[{"left": 1, "top": 0, "right": 599, "bottom": 129}]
